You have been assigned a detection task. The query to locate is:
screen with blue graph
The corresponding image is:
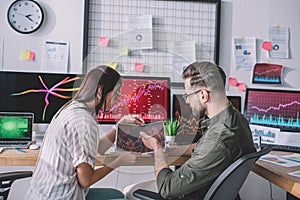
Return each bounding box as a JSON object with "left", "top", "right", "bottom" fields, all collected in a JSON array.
[
  {"left": 96, "top": 76, "right": 170, "bottom": 124},
  {"left": 244, "top": 88, "right": 300, "bottom": 132},
  {"left": 0, "top": 71, "right": 81, "bottom": 124}
]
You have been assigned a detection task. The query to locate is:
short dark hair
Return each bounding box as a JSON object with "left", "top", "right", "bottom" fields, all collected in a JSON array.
[{"left": 182, "top": 62, "right": 226, "bottom": 92}]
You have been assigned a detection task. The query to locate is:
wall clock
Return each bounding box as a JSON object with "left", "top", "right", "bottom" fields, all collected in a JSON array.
[{"left": 7, "top": 0, "right": 44, "bottom": 34}]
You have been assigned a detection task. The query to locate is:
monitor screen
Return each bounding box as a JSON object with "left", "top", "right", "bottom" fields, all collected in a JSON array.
[
  {"left": 0, "top": 71, "right": 81, "bottom": 124},
  {"left": 0, "top": 112, "right": 33, "bottom": 141},
  {"left": 227, "top": 96, "right": 241, "bottom": 112},
  {"left": 96, "top": 76, "right": 170, "bottom": 123},
  {"left": 244, "top": 88, "right": 300, "bottom": 132},
  {"left": 172, "top": 94, "right": 241, "bottom": 145}
]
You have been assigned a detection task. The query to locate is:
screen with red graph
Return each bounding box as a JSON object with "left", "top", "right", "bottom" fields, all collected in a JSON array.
[
  {"left": 0, "top": 71, "right": 81, "bottom": 123},
  {"left": 244, "top": 88, "right": 300, "bottom": 132},
  {"left": 96, "top": 76, "right": 170, "bottom": 123},
  {"left": 173, "top": 94, "right": 241, "bottom": 145},
  {"left": 252, "top": 63, "right": 283, "bottom": 84}
]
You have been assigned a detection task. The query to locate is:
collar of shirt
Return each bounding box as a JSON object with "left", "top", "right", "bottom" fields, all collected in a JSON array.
[{"left": 200, "top": 103, "right": 234, "bottom": 133}]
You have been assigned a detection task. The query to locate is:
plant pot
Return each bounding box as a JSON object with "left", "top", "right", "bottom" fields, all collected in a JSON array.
[{"left": 165, "top": 135, "right": 176, "bottom": 146}]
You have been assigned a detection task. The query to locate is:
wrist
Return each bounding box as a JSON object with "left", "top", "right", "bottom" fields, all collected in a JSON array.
[{"left": 154, "top": 143, "right": 163, "bottom": 152}]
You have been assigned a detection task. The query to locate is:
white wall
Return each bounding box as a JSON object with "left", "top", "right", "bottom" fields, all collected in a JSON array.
[
  {"left": 0, "top": 0, "right": 84, "bottom": 73},
  {"left": 0, "top": 0, "right": 297, "bottom": 199},
  {"left": 229, "top": 0, "right": 300, "bottom": 91}
]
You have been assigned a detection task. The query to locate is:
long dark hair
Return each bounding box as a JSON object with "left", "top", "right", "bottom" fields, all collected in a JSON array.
[{"left": 56, "top": 66, "right": 121, "bottom": 116}]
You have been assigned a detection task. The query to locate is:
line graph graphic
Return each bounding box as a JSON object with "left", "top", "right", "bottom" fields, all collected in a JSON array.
[
  {"left": 245, "top": 89, "right": 300, "bottom": 131},
  {"left": 97, "top": 77, "right": 169, "bottom": 123},
  {"left": 11, "top": 76, "right": 80, "bottom": 121},
  {"left": 252, "top": 63, "right": 282, "bottom": 84}
]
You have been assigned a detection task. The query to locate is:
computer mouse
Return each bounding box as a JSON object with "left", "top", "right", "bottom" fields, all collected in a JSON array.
[{"left": 29, "top": 144, "right": 40, "bottom": 150}]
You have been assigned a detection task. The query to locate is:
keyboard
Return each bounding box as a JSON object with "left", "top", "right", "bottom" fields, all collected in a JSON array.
[
  {"left": 261, "top": 144, "right": 300, "bottom": 153},
  {"left": 0, "top": 141, "right": 31, "bottom": 148}
]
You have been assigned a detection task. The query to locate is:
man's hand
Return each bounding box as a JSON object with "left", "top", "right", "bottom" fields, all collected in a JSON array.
[{"left": 140, "top": 131, "right": 162, "bottom": 151}]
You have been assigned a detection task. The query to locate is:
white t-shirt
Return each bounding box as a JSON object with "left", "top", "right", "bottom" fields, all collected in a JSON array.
[{"left": 26, "top": 101, "right": 100, "bottom": 200}]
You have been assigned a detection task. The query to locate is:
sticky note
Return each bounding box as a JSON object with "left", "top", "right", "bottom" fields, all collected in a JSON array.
[
  {"left": 134, "top": 63, "right": 144, "bottom": 72},
  {"left": 98, "top": 37, "right": 109, "bottom": 47},
  {"left": 118, "top": 47, "right": 128, "bottom": 56},
  {"left": 237, "top": 83, "right": 246, "bottom": 91},
  {"left": 107, "top": 61, "right": 117, "bottom": 69},
  {"left": 228, "top": 77, "right": 237, "bottom": 86},
  {"left": 262, "top": 41, "right": 272, "bottom": 51},
  {"left": 20, "top": 50, "right": 30, "bottom": 60},
  {"left": 29, "top": 51, "right": 35, "bottom": 61}
]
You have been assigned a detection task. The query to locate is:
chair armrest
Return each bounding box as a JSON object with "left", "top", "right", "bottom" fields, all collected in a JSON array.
[
  {"left": 0, "top": 171, "right": 33, "bottom": 182},
  {"left": 133, "top": 189, "right": 164, "bottom": 200}
]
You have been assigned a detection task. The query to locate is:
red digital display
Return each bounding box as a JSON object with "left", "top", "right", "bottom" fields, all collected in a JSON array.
[{"left": 96, "top": 76, "right": 170, "bottom": 123}]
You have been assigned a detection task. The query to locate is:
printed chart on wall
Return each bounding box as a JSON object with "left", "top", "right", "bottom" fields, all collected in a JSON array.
[{"left": 84, "top": 0, "right": 221, "bottom": 83}]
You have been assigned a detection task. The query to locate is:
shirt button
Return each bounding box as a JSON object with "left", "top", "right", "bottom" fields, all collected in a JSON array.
[{"left": 180, "top": 175, "right": 184, "bottom": 178}]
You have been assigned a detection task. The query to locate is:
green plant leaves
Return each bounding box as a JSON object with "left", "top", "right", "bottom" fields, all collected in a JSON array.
[{"left": 165, "top": 119, "right": 180, "bottom": 136}]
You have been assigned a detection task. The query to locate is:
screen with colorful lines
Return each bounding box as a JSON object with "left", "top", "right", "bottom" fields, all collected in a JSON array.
[
  {"left": 0, "top": 71, "right": 81, "bottom": 123},
  {"left": 244, "top": 88, "right": 300, "bottom": 132},
  {"left": 96, "top": 76, "right": 170, "bottom": 124}
]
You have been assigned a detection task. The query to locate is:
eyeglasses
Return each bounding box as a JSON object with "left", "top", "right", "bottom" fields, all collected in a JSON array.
[
  {"left": 182, "top": 89, "right": 202, "bottom": 101},
  {"left": 182, "top": 89, "right": 209, "bottom": 101}
]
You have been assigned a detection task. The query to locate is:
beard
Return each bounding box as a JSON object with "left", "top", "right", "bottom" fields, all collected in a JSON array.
[{"left": 192, "top": 101, "right": 206, "bottom": 120}]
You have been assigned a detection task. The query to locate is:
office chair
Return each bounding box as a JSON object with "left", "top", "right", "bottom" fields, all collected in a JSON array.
[
  {"left": 133, "top": 146, "right": 272, "bottom": 200},
  {"left": 0, "top": 171, "right": 32, "bottom": 200}
]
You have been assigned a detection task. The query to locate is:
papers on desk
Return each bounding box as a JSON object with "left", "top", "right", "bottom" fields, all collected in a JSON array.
[
  {"left": 288, "top": 171, "right": 300, "bottom": 178},
  {"left": 259, "top": 153, "right": 300, "bottom": 167}
]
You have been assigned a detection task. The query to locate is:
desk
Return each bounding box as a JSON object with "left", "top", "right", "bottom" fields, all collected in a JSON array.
[
  {"left": 0, "top": 149, "right": 189, "bottom": 166},
  {"left": 252, "top": 151, "right": 300, "bottom": 199},
  {"left": 1, "top": 149, "right": 299, "bottom": 198}
]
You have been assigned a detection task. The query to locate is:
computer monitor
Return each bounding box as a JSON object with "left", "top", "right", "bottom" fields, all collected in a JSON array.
[
  {"left": 244, "top": 88, "right": 300, "bottom": 132},
  {"left": 96, "top": 76, "right": 170, "bottom": 123},
  {"left": 172, "top": 94, "right": 242, "bottom": 145},
  {"left": 227, "top": 96, "right": 241, "bottom": 112},
  {"left": 0, "top": 112, "right": 33, "bottom": 141},
  {"left": 0, "top": 71, "right": 81, "bottom": 124},
  {"left": 172, "top": 94, "right": 202, "bottom": 145}
]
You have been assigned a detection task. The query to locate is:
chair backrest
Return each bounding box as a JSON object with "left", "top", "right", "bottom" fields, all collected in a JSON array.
[
  {"left": 0, "top": 171, "right": 32, "bottom": 200},
  {"left": 203, "top": 146, "right": 272, "bottom": 200}
]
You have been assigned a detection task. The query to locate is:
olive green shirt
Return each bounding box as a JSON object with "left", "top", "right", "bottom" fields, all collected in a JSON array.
[{"left": 157, "top": 104, "right": 256, "bottom": 199}]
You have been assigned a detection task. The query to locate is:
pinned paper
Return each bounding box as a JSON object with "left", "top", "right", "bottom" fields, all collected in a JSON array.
[
  {"left": 118, "top": 46, "right": 129, "bottom": 56},
  {"left": 237, "top": 83, "right": 246, "bottom": 91},
  {"left": 107, "top": 61, "right": 117, "bottom": 69},
  {"left": 228, "top": 77, "right": 237, "bottom": 86},
  {"left": 20, "top": 50, "right": 35, "bottom": 61},
  {"left": 134, "top": 63, "right": 144, "bottom": 72},
  {"left": 262, "top": 41, "right": 273, "bottom": 51},
  {"left": 98, "top": 37, "right": 109, "bottom": 47}
]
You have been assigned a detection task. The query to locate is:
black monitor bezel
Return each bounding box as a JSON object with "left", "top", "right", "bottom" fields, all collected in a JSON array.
[{"left": 0, "top": 71, "right": 81, "bottom": 124}]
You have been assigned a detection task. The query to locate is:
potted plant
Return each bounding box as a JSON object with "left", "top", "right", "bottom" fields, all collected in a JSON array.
[{"left": 165, "top": 119, "right": 180, "bottom": 146}]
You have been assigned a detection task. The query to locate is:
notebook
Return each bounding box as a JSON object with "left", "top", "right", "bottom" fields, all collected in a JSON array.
[
  {"left": 0, "top": 112, "right": 34, "bottom": 148},
  {"left": 115, "top": 121, "right": 165, "bottom": 153}
]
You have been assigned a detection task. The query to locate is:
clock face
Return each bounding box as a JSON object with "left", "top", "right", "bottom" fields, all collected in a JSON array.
[{"left": 7, "top": 0, "right": 44, "bottom": 34}]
